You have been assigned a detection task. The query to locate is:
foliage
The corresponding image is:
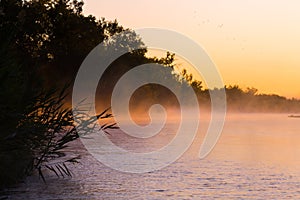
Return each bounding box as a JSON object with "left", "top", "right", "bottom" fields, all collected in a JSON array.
[
  {"left": 0, "top": 0, "right": 141, "bottom": 90},
  {"left": 0, "top": 38, "right": 116, "bottom": 186},
  {"left": 0, "top": 0, "right": 146, "bottom": 187},
  {"left": 0, "top": 1, "right": 121, "bottom": 187}
]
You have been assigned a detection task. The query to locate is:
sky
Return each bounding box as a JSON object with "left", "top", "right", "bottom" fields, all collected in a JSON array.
[{"left": 83, "top": 0, "right": 300, "bottom": 98}]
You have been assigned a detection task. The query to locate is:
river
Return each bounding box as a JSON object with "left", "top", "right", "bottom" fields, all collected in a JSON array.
[{"left": 2, "top": 113, "right": 300, "bottom": 199}]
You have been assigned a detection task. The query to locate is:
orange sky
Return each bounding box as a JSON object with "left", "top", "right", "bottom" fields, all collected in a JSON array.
[{"left": 83, "top": 0, "right": 300, "bottom": 98}]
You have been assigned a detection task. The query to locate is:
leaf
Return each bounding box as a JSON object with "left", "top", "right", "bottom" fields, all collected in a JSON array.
[
  {"left": 66, "top": 156, "right": 81, "bottom": 164},
  {"left": 63, "top": 163, "right": 72, "bottom": 177},
  {"left": 45, "top": 165, "right": 59, "bottom": 178},
  {"left": 96, "top": 107, "right": 111, "bottom": 119},
  {"left": 55, "top": 165, "right": 65, "bottom": 178},
  {"left": 38, "top": 166, "right": 46, "bottom": 183},
  {"left": 57, "top": 164, "right": 69, "bottom": 177}
]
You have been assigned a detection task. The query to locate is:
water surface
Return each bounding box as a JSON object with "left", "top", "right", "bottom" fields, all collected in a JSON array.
[{"left": 2, "top": 114, "right": 300, "bottom": 199}]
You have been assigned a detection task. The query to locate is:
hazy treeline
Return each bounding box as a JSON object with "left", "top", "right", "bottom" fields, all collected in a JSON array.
[
  {"left": 127, "top": 67, "right": 300, "bottom": 113},
  {"left": 179, "top": 70, "right": 300, "bottom": 113},
  {"left": 223, "top": 85, "right": 300, "bottom": 113},
  {"left": 181, "top": 69, "right": 300, "bottom": 113}
]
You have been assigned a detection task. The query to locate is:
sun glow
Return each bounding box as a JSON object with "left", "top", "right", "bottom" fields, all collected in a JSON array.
[{"left": 83, "top": 0, "right": 300, "bottom": 98}]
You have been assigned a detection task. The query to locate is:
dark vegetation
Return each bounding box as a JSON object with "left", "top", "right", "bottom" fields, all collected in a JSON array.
[
  {"left": 0, "top": 0, "right": 122, "bottom": 188},
  {"left": 0, "top": 0, "right": 175, "bottom": 188},
  {"left": 171, "top": 70, "right": 300, "bottom": 113},
  {"left": 1, "top": 0, "right": 300, "bottom": 190}
]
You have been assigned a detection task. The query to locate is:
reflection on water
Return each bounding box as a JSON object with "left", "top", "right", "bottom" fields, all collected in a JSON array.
[{"left": 2, "top": 114, "right": 300, "bottom": 199}]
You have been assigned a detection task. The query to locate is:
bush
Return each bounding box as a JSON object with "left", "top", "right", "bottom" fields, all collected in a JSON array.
[{"left": 0, "top": 28, "right": 116, "bottom": 187}]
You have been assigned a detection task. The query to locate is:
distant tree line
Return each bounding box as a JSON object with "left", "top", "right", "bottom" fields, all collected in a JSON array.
[
  {"left": 165, "top": 69, "right": 300, "bottom": 113},
  {"left": 178, "top": 70, "right": 300, "bottom": 113},
  {"left": 128, "top": 65, "right": 300, "bottom": 113},
  {"left": 223, "top": 85, "right": 300, "bottom": 112}
]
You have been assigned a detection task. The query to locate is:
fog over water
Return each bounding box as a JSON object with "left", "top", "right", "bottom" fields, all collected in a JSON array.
[{"left": 3, "top": 111, "right": 300, "bottom": 199}]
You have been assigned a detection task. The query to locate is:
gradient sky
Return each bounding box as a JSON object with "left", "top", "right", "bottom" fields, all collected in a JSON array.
[{"left": 83, "top": 0, "right": 300, "bottom": 98}]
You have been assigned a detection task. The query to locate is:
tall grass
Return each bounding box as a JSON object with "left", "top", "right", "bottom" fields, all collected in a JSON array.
[
  {"left": 0, "top": 88, "right": 116, "bottom": 187},
  {"left": 0, "top": 28, "right": 117, "bottom": 187}
]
